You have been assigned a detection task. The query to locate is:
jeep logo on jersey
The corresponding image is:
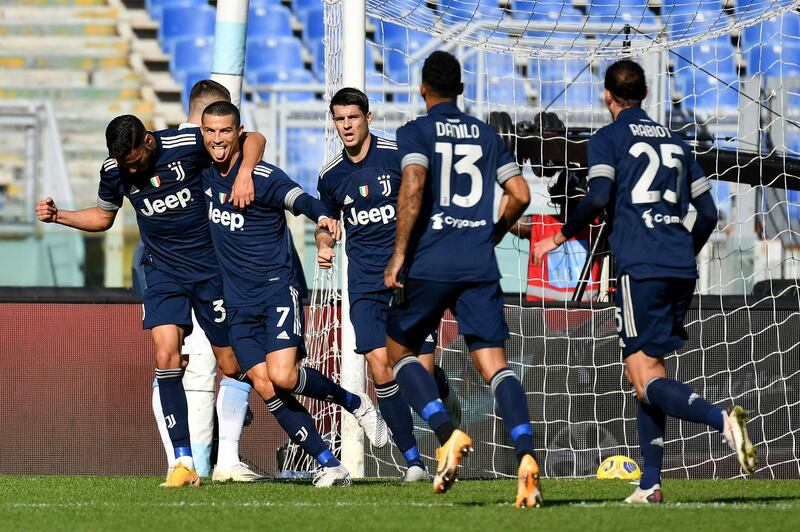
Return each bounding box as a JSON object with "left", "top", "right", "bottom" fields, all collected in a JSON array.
[
  {"left": 642, "top": 208, "right": 681, "bottom": 229},
  {"left": 208, "top": 202, "right": 245, "bottom": 231},
  {"left": 430, "top": 212, "right": 487, "bottom": 230},
  {"left": 139, "top": 188, "right": 192, "bottom": 216},
  {"left": 377, "top": 174, "right": 392, "bottom": 197},
  {"left": 344, "top": 204, "right": 395, "bottom": 226}
]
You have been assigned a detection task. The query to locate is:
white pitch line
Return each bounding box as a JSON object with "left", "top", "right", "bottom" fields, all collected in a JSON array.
[{"left": 4, "top": 500, "right": 798, "bottom": 510}]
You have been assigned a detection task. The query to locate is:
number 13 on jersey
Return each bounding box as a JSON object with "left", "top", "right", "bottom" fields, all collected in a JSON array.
[{"left": 435, "top": 142, "right": 483, "bottom": 208}]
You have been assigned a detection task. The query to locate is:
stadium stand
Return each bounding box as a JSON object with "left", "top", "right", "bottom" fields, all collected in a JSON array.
[{"left": 0, "top": 0, "right": 153, "bottom": 211}]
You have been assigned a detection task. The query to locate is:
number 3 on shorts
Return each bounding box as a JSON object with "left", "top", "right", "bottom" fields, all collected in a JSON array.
[{"left": 213, "top": 299, "right": 226, "bottom": 323}]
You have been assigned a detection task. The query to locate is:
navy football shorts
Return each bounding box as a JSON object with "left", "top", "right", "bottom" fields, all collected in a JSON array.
[
  {"left": 615, "top": 273, "right": 695, "bottom": 358},
  {"left": 350, "top": 290, "right": 437, "bottom": 355},
  {"left": 386, "top": 278, "right": 508, "bottom": 353},
  {"left": 228, "top": 282, "right": 306, "bottom": 373},
  {"left": 142, "top": 265, "right": 229, "bottom": 348}
]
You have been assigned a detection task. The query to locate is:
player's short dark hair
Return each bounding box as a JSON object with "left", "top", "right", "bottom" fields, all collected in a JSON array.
[
  {"left": 189, "top": 79, "right": 231, "bottom": 106},
  {"left": 203, "top": 100, "right": 241, "bottom": 128},
  {"left": 422, "top": 51, "right": 463, "bottom": 98},
  {"left": 329, "top": 87, "right": 369, "bottom": 115},
  {"left": 604, "top": 60, "right": 647, "bottom": 106},
  {"left": 105, "top": 114, "right": 146, "bottom": 159}
]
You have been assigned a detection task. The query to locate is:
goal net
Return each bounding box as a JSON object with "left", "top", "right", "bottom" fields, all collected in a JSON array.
[{"left": 300, "top": 0, "right": 800, "bottom": 480}]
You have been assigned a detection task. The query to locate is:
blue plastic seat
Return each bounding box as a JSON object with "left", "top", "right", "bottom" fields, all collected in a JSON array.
[
  {"left": 464, "top": 50, "right": 517, "bottom": 77},
  {"left": 170, "top": 36, "right": 213, "bottom": 83},
  {"left": 245, "top": 37, "right": 305, "bottom": 82},
  {"left": 146, "top": 0, "right": 206, "bottom": 21},
  {"left": 438, "top": 0, "right": 505, "bottom": 27},
  {"left": 310, "top": 40, "right": 325, "bottom": 80},
  {"left": 741, "top": 13, "right": 800, "bottom": 50},
  {"left": 378, "top": 20, "right": 435, "bottom": 53},
  {"left": 662, "top": 2, "right": 728, "bottom": 41},
  {"left": 301, "top": 7, "right": 325, "bottom": 47},
  {"left": 532, "top": 57, "right": 587, "bottom": 82},
  {"left": 159, "top": 5, "right": 215, "bottom": 53},
  {"left": 292, "top": 0, "right": 323, "bottom": 17},
  {"left": 248, "top": 4, "right": 293, "bottom": 39},
  {"left": 537, "top": 70, "right": 597, "bottom": 110},
  {"left": 748, "top": 42, "right": 800, "bottom": 77},
  {"left": 676, "top": 74, "right": 739, "bottom": 114},
  {"left": 672, "top": 37, "right": 737, "bottom": 78},
  {"left": 255, "top": 69, "right": 316, "bottom": 101},
  {"left": 286, "top": 128, "right": 326, "bottom": 196},
  {"left": 511, "top": 2, "right": 584, "bottom": 26},
  {"left": 384, "top": 48, "right": 411, "bottom": 84}
]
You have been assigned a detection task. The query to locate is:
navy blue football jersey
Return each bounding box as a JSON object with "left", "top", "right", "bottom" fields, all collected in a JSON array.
[
  {"left": 395, "top": 101, "right": 521, "bottom": 282},
  {"left": 97, "top": 127, "right": 217, "bottom": 283},
  {"left": 318, "top": 134, "right": 401, "bottom": 294},
  {"left": 203, "top": 158, "right": 312, "bottom": 306},
  {"left": 588, "top": 107, "right": 711, "bottom": 279}
]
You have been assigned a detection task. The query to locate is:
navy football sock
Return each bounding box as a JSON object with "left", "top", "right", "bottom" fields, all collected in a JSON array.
[
  {"left": 433, "top": 365, "right": 451, "bottom": 400},
  {"left": 645, "top": 378, "right": 724, "bottom": 432},
  {"left": 637, "top": 399, "right": 666, "bottom": 490},
  {"left": 375, "top": 380, "right": 424, "bottom": 468},
  {"left": 266, "top": 394, "right": 340, "bottom": 468},
  {"left": 394, "top": 356, "right": 455, "bottom": 445},
  {"left": 489, "top": 368, "right": 534, "bottom": 459},
  {"left": 293, "top": 366, "right": 361, "bottom": 413},
  {"left": 155, "top": 368, "right": 192, "bottom": 458}
]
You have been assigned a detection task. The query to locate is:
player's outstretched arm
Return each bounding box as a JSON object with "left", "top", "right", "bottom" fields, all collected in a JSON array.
[
  {"left": 499, "top": 193, "right": 532, "bottom": 240},
  {"left": 689, "top": 190, "right": 718, "bottom": 255},
  {"left": 494, "top": 174, "right": 530, "bottom": 245},
  {"left": 385, "top": 163, "right": 426, "bottom": 289},
  {"left": 532, "top": 177, "right": 612, "bottom": 265},
  {"left": 230, "top": 131, "right": 266, "bottom": 209},
  {"left": 35, "top": 197, "right": 116, "bottom": 232},
  {"left": 315, "top": 225, "right": 337, "bottom": 269}
]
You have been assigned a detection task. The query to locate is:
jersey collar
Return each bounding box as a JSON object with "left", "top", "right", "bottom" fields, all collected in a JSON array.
[
  {"left": 616, "top": 107, "right": 647, "bottom": 122},
  {"left": 341, "top": 133, "right": 377, "bottom": 168},
  {"left": 429, "top": 101, "right": 461, "bottom": 115}
]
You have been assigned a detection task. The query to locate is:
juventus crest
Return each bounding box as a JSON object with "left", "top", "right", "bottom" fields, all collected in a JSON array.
[
  {"left": 377, "top": 174, "right": 392, "bottom": 197},
  {"left": 168, "top": 161, "right": 185, "bottom": 181}
]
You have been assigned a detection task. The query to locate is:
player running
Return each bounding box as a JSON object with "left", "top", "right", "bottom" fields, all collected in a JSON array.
[
  {"left": 384, "top": 51, "right": 542, "bottom": 507},
  {"left": 36, "top": 112, "right": 266, "bottom": 487},
  {"left": 200, "top": 101, "right": 387, "bottom": 487},
  {"left": 315, "top": 87, "right": 461, "bottom": 481},
  {"left": 533, "top": 59, "right": 756, "bottom": 503}
]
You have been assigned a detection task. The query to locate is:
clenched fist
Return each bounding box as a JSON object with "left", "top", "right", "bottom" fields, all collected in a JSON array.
[{"left": 36, "top": 197, "right": 59, "bottom": 223}]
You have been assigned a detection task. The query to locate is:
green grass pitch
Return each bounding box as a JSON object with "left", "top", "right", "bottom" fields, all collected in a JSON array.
[{"left": 1, "top": 476, "right": 798, "bottom": 531}]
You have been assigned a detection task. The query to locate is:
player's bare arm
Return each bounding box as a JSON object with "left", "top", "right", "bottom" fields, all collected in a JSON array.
[
  {"left": 230, "top": 131, "right": 266, "bottom": 209},
  {"left": 315, "top": 224, "right": 337, "bottom": 269},
  {"left": 36, "top": 197, "right": 116, "bottom": 232},
  {"left": 532, "top": 176, "right": 612, "bottom": 265},
  {"left": 493, "top": 174, "right": 530, "bottom": 245},
  {"left": 385, "top": 163, "right": 426, "bottom": 289}
]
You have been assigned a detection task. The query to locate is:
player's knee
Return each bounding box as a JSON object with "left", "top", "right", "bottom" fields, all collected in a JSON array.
[
  {"left": 217, "top": 358, "right": 241, "bottom": 379},
  {"left": 269, "top": 367, "right": 298, "bottom": 392},
  {"left": 370, "top": 362, "right": 394, "bottom": 385},
  {"left": 155, "top": 349, "right": 182, "bottom": 369},
  {"left": 250, "top": 376, "right": 275, "bottom": 400},
  {"left": 366, "top": 349, "right": 395, "bottom": 385}
]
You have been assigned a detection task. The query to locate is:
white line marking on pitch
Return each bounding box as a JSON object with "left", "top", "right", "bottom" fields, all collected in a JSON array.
[{"left": 4, "top": 501, "right": 798, "bottom": 510}]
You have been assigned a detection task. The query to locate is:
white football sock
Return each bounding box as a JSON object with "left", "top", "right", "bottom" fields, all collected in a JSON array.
[{"left": 215, "top": 378, "right": 251, "bottom": 469}]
